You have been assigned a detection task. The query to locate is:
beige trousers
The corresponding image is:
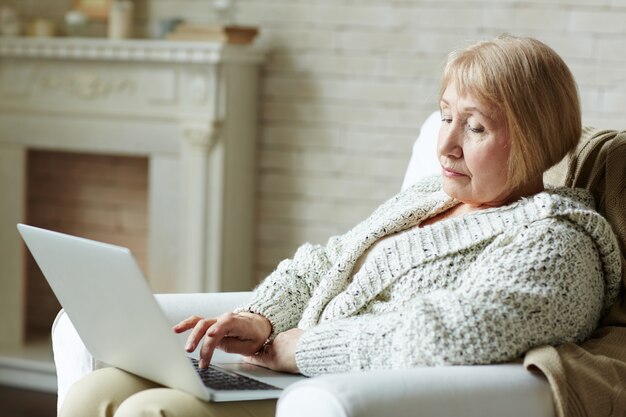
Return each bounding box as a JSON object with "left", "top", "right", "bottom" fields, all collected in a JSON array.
[{"left": 60, "top": 368, "right": 277, "bottom": 417}]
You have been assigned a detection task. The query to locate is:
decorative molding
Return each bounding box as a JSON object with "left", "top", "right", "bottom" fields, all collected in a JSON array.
[
  {"left": 31, "top": 69, "right": 138, "bottom": 100},
  {"left": 189, "top": 74, "right": 210, "bottom": 105},
  {"left": 181, "top": 120, "right": 222, "bottom": 151},
  {"left": 0, "top": 37, "right": 265, "bottom": 65}
]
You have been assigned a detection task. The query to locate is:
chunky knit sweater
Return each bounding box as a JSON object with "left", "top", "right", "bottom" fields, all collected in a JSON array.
[{"left": 237, "top": 176, "right": 622, "bottom": 377}]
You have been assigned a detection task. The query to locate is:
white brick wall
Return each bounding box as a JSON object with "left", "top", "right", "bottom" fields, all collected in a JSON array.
[
  {"left": 571, "top": 10, "right": 626, "bottom": 34},
  {"left": 13, "top": 0, "right": 626, "bottom": 283}
]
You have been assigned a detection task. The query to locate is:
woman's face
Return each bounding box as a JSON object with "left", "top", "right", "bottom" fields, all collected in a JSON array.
[{"left": 438, "top": 84, "right": 513, "bottom": 208}]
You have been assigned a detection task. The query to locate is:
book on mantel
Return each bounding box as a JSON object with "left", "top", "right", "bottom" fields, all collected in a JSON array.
[{"left": 166, "top": 25, "right": 259, "bottom": 44}]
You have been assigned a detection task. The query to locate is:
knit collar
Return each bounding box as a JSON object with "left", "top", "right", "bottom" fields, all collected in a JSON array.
[{"left": 351, "top": 183, "right": 597, "bottom": 275}]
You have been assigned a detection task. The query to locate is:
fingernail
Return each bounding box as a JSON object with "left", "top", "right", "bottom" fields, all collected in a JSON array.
[
  {"left": 186, "top": 343, "right": 193, "bottom": 351},
  {"left": 199, "top": 359, "right": 207, "bottom": 368}
]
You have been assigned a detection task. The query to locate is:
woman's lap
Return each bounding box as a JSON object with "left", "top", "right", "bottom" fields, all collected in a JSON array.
[{"left": 60, "top": 367, "right": 277, "bottom": 417}]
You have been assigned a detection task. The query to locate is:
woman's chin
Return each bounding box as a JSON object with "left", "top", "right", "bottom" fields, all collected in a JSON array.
[{"left": 441, "top": 179, "right": 473, "bottom": 202}]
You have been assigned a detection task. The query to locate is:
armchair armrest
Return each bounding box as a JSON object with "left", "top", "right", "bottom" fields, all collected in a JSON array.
[
  {"left": 277, "top": 364, "right": 554, "bottom": 417},
  {"left": 52, "top": 291, "right": 252, "bottom": 413},
  {"left": 153, "top": 292, "right": 253, "bottom": 326}
]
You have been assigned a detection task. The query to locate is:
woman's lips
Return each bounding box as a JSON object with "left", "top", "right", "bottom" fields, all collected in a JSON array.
[{"left": 442, "top": 167, "right": 466, "bottom": 178}]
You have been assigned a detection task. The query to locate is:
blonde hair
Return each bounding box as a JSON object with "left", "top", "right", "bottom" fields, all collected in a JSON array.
[{"left": 440, "top": 35, "right": 581, "bottom": 189}]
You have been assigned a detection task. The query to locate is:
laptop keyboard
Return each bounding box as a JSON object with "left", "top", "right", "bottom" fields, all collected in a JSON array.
[{"left": 189, "top": 358, "right": 280, "bottom": 391}]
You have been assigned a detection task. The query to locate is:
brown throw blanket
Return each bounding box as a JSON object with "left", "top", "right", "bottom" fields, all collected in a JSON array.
[{"left": 525, "top": 128, "right": 626, "bottom": 417}]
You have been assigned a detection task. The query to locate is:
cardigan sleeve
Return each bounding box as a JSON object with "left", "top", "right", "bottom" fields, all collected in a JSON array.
[
  {"left": 294, "top": 219, "right": 608, "bottom": 375},
  {"left": 235, "top": 175, "right": 444, "bottom": 337},
  {"left": 234, "top": 240, "right": 337, "bottom": 337}
]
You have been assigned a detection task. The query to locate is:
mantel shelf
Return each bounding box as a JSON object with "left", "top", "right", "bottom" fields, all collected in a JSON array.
[{"left": 0, "top": 37, "right": 265, "bottom": 64}]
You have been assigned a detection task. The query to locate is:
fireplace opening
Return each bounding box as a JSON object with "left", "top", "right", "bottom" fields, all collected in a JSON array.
[{"left": 24, "top": 149, "right": 149, "bottom": 342}]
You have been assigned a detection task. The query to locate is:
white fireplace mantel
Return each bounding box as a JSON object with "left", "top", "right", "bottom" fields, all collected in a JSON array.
[
  {"left": 0, "top": 37, "right": 264, "bottom": 64},
  {"left": 0, "top": 37, "right": 264, "bottom": 351}
]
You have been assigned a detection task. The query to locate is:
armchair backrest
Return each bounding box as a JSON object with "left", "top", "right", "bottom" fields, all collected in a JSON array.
[{"left": 401, "top": 111, "right": 441, "bottom": 191}]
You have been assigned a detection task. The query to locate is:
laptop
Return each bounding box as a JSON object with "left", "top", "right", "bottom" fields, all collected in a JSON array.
[{"left": 17, "top": 223, "right": 306, "bottom": 402}]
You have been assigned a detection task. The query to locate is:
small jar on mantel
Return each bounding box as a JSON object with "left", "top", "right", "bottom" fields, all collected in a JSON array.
[{"left": 108, "top": 0, "right": 134, "bottom": 39}]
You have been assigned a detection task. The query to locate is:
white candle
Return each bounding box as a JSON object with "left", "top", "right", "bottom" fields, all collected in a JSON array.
[{"left": 108, "top": 0, "right": 133, "bottom": 39}]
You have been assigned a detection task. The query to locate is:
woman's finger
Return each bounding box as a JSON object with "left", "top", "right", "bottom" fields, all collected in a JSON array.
[
  {"left": 173, "top": 315, "right": 203, "bottom": 333},
  {"left": 185, "top": 318, "right": 216, "bottom": 352},
  {"left": 199, "top": 318, "right": 234, "bottom": 367}
]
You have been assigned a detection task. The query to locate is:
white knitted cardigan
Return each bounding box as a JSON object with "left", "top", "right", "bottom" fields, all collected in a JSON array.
[{"left": 237, "top": 176, "right": 622, "bottom": 376}]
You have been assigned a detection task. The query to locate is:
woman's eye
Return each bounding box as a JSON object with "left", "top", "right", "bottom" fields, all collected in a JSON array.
[
  {"left": 441, "top": 116, "right": 453, "bottom": 124},
  {"left": 468, "top": 124, "right": 485, "bottom": 134}
]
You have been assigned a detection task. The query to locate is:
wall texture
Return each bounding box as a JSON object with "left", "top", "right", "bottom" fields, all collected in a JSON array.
[{"left": 9, "top": 0, "right": 626, "bottom": 283}]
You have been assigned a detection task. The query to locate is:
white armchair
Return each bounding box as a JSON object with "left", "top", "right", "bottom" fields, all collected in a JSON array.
[
  {"left": 51, "top": 112, "right": 556, "bottom": 417},
  {"left": 53, "top": 292, "right": 554, "bottom": 417}
]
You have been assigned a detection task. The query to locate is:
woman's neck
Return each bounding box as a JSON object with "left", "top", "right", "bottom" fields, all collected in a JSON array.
[
  {"left": 421, "top": 175, "right": 545, "bottom": 228},
  {"left": 465, "top": 175, "right": 546, "bottom": 211}
]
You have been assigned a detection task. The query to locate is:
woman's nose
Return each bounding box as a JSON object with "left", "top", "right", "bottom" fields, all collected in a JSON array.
[{"left": 437, "top": 122, "right": 463, "bottom": 159}]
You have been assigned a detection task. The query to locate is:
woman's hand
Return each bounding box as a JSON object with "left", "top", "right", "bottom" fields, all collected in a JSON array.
[
  {"left": 243, "top": 328, "right": 304, "bottom": 374},
  {"left": 173, "top": 312, "right": 272, "bottom": 368}
]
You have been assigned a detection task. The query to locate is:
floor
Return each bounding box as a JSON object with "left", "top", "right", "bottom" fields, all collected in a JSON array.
[{"left": 0, "top": 385, "right": 57, "bottom": 417}]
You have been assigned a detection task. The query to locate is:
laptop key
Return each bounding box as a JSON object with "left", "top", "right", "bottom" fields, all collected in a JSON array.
[{"left": 190, "top": 358, "right": 279, "bottom": 391}]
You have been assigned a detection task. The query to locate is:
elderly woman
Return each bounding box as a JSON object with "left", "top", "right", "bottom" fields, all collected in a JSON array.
[{"left": 61, "top": 35, "right": 622, "bottom": 417}]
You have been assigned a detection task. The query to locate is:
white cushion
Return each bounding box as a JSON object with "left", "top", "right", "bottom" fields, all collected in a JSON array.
[
  {"left": 52, "top": 311, "right": 98, "bottom": 413},
  {"left": 401, "top": 110, "right": 442, "bottom": 191}
]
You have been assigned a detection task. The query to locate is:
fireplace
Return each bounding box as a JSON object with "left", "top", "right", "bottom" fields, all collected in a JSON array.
[
  {"left": 0, "top": 37, "right": 263, "bottom": 390},
  {"left": 24, "top": 150, "right": 149, "bottom": 341}
]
